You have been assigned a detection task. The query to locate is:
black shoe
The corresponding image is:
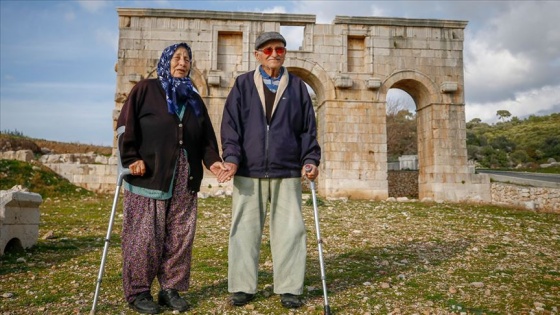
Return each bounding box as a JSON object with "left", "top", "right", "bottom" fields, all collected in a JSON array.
[
  {"left": 158, "top": 289, "right": 189, "bottom": 312},
  {"left": 129, "top": 291, "right": 162, "bottom": 314},
  {"left": 230, "top": 292, "right": 255, "bottom": 306},
  {"left": 280, "top": 293, "right": 303, "bottom": 309}
]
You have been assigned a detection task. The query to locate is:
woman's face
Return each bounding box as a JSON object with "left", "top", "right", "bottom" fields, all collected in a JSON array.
[{"left": 170, "top": 46, "right": 191, "bottom": 78}]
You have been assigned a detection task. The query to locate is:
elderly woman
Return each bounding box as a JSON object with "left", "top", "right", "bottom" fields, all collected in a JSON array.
[{"left": 116, "top": 42, "right": 226, "bottom": 314}]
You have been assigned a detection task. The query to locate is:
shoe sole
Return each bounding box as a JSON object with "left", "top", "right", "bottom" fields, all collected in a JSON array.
[
  {"left": 281, "top": 301, "right": 304, "bottom": 309},
  {"left": 158, "top": 304, "right": 189, "bottom": 312},
  {"left": 128, "top": 304, "right": 162, "bottom": 314},
  {"left": 158, "top": 300, "right": 189, "bottom": 312}
]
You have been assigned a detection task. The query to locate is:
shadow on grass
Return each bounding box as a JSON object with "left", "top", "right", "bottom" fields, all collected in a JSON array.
[
  {"left": 0, "top": 234, "right": 118, "bottom": 276},
  {"left": 178, "top": 238, "right": 471, "bottom": 313},
  {"left": 302, "top": 238, "right": 472, "bottom": 312}
]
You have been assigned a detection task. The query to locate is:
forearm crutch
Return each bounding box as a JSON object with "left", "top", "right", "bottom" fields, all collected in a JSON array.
[
  {"left": 305, "top": 166, "right": 332, "bottom": 315},
  {"left": 90, "top": 127, "right": 130, "bottom": 315}
]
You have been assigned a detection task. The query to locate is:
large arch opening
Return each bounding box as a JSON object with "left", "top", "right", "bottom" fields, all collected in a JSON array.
[
  {"left": 386, "top": 88, "right": 418, "bottom": 198},
  {"left": 380, "top": 71, "right": 440, "bottom": 200}
]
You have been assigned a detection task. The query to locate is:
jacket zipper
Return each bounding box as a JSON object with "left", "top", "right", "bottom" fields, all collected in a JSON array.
[{"left": 265, "top": 124, "right": 270, "bottom": 178}]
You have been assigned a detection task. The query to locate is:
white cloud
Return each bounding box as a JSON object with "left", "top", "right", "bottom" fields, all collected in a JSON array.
[
  {"left": 464, "top": 1, "right": 560, "bottom": 103},
  {"left": 261, "top": 6, "right": 287, "bottom": 14},
  {"left": 291, "top": 1, "right": 385, "bottom": 23},
  {"left": 466, "top": 84, "right": 560, "bottom": 124},
  {"left": 464, "top": 38, "right": 532, "bottom": 102},
  {"left": 77, "top": 0, "right": 109, "bottom": 13}
]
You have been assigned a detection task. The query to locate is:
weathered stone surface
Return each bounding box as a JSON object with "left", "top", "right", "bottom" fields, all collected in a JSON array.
[
  {"left": 0, "top": 187, "right": 43, "bottom": 255},
  {"left": 0, "top": 150, "right": 34, "bottom": 162},
  {"left": 491, "top": 183, "right": 560, "bottom": 213},
  {"left": 104, "top": 8, "right": 486, "bottom": 202}
]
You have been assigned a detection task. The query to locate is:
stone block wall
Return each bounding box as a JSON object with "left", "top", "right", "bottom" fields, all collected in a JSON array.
[
  {"left": 39, "top": 153, "right": 119, "bottom": 194},
  {"left": 491, "top": 183, "right": 560, "bottom": 213}
]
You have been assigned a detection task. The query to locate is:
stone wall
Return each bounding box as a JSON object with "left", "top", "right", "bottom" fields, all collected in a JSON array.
[
  {"left": 38, "top": 153, "right": 119, "bottom": 194},
  {"left": 4, "top": 151, "right": 558, "bottom": 213},
  {"left": 491, "top": 183, "right": 559, "bottom": 213},
  {"left": 2, "top": 150, "right": 229, "bottom": 195},
  {"left": 387, "top": 170, "right": 559, "bottom": 213}
]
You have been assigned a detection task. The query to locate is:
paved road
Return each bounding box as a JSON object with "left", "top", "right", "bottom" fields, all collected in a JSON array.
[{"left": 477, "top": 169, "right": 560, "bottom": 187}]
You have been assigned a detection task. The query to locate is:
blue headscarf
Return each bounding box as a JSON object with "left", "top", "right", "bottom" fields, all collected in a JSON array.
[{"left": 157, "top": 42, "right": 201, "bottom": 117}]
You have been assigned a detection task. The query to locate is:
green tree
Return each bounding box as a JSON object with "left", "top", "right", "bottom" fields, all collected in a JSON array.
[
  {"left": 480, "top": 146, "right": 508, "bottom": 168},
  {"left": 490, "top": 136, "right": 516, "bottom": 153},
  {"left": 510, "top": 150, "right": 530, "bottom": 165},
  {"left": 540, "top": 136, "right": 560, "bottom": 160},
  {"left": 496, "top": 110, "right": 512, "bottom": 122},
  {"left": 386, "top": 104, "right": 417, "bottom": 160}
]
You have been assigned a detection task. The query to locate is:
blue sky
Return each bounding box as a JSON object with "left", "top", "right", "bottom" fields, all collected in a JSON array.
[{"left": 1, "top": 0, "right": 559, "bottom": 146}]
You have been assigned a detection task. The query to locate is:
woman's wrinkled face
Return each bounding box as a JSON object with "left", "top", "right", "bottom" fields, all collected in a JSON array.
[{"left": 170, "top": 46, "right": 191, "bottom": 78}]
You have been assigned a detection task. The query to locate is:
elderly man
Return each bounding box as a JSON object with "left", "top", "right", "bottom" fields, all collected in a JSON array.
[{"left": 220, "top": 31, "right": 321, "bottom": 309}]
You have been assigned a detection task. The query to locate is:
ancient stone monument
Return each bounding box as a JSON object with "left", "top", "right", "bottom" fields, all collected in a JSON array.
[
  {"left": 0, "top": 188, "right": 42, "bottom": 255},
  {"left": 113, "top": 8, "right": 490, "bottom": 202}
]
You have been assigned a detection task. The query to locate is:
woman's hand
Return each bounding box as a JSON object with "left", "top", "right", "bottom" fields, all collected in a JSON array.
[
  {"left": 129, "top": 160, "right": 146, "bottom": 176},
  {"left": 210, "top": 161, "right": 229, "bottom": 182}
]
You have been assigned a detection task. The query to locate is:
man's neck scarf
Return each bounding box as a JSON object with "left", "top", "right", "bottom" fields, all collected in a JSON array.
[
  {"left": 156, "top": 43, "right": 201, "bottom": 117},
  {"left": 259, "top": 66, "right": 284, "bottom": 93}
]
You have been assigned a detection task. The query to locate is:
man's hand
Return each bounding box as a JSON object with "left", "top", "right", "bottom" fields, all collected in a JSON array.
[
  {"left": 216, "top": 162, "right": 238, "bottom": 183},
  {"left": 303, "top": 164, "right": 319, "bottom": 181}
]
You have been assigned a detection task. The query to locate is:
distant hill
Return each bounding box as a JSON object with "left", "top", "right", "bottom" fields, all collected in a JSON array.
[
  {"left": 466, "top": 113, "right": 560, "bottom": 169},
  {"left": 0, "top": 133, "right": 112, "bottom": 156}
]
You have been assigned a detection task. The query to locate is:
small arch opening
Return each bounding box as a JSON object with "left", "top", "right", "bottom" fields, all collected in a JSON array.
[{"left": 4, "top": 238, "right": 24, "bottom": 255}]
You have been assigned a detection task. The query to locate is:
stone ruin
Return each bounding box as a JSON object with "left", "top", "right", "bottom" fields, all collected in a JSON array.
[
  {"left": 112, "top": 8, "right": 491, "bottom": 202},
  {"left": 0, "top": 186, "right": 42, "bottom": 255}
]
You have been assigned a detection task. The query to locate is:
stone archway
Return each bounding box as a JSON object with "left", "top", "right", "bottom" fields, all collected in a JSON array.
[{"left": 113, "top": 8, "right": 491, "bottom": 202}]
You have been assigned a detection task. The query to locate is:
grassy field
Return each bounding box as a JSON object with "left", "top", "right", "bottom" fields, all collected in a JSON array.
[{"left": 1, "top": 189, "right": 559, "bottom": 314}]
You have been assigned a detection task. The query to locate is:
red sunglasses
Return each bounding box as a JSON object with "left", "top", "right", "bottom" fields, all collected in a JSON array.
[{"left": 257, "top": 46, "right": 286, "bottom": 56}]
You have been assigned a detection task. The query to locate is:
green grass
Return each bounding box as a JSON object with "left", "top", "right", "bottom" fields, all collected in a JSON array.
[
  {"left": 1, "top": 162, "right": 559, "bottom": 314},
  {"left": 0, "top": 159, "right": 94, "bottom": 199}
]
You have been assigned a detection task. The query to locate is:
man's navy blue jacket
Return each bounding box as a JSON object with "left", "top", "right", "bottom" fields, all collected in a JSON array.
[{"left": 221, "top": 66, "right": 321, "bottom": 178}]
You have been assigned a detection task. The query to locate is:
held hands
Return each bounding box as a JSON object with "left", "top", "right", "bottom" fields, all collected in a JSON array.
[
  {"left": 212, "top": 162, "right": 238, "bottom": 183},
  {"left": 302, "top": 164, "right": 319, "bottom": 181},
  {"left": 129, "top": 160, "right": 146, "bottom": 176},
  {"left": 213, "top": 162, "right": 316, "bottom": 182}
]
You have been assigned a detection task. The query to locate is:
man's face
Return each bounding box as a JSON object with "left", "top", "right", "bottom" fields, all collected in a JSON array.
[{"left": 255, "top": 40, "right": 286, "bottom": 72}]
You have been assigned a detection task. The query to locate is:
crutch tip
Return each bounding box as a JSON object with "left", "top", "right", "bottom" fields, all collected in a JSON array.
[{"left": 324, "top": 305, "right": 332, "bottom": 315}]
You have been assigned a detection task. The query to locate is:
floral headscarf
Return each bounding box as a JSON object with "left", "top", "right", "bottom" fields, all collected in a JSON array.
[{"left": 157, "top": 42, "right": 201, "bottom": 116}]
